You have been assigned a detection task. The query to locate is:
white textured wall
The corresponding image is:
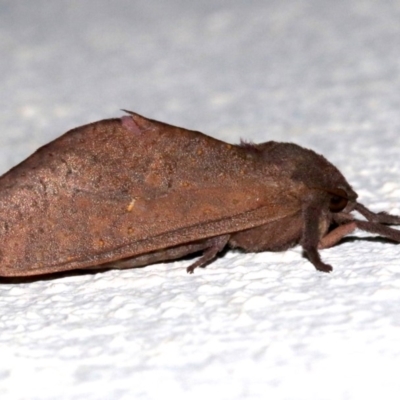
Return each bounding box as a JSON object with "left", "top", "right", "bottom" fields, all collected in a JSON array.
[{"left": 1, "top": 1, "right": 400, "bottom": 399}]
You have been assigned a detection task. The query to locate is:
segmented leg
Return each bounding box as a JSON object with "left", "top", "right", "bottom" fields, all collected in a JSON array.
[
  {"left": 319, "top": 222, "right": 357, "bottom": 249},
  {"left": 355, "top": 203, "right": 400, "bottom": 225},
  {"left": 301, "top": 202, "right": 333, "bottom": 273},
  {"left": 186, "top": 235, "right": 230, "bottom": 274}
]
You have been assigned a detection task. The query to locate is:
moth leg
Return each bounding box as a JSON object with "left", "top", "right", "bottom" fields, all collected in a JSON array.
[
  {"left": 354, "top": 220, "right": 400, "bottom": 242},
  {"left": 318, "top": 222, "right": 357, "bottom": 249},
  {"left": 319, "top": 207, "right": 400, "bottom": 251},
  {"left": 301, "top": 203, "right": 333, "bottom": 273},
  {"left": 352, "top": 203, "right": 400, "bottom": 242},
  {"left": 100, "top": 241, "right": 214, "bottom": 270},
  {"left": 355, "top": 203, "right": 400, "bottom": 225},
  {"left": 186, "top": 235, "right": 230, "bottom": 274}
]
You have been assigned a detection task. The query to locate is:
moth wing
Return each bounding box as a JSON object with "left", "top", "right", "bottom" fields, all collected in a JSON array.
[{"left": 0, "top": 113, "right": 303, "bottom": 276}]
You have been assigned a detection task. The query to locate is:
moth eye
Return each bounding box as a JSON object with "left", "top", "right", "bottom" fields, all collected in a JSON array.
[{"left": 329, "top": 188, "right": 348, "bottom": 213}]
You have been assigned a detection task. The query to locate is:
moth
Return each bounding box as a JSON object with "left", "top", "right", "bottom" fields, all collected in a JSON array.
[{"left": 0, "top": 110, "right": 399, "bottom": 277}]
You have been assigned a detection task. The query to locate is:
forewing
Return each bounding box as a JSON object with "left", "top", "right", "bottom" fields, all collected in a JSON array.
[{"left": 0, "top": 113, "right": 302, "bottom": 276}]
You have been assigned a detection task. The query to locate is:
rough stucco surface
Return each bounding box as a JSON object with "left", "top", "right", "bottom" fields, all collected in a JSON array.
[{"left": 1, "top": 1, "right": 400, "bottom": 399}]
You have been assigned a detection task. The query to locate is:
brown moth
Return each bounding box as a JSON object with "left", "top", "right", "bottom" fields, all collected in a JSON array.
[{"left": 0, "top": 110, "right": 399, "bottom": 277}]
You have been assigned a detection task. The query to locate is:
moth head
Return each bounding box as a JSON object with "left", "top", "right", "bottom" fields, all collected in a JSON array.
[{"left": 244, "top": 141, "right": 359, "bottom": 213}]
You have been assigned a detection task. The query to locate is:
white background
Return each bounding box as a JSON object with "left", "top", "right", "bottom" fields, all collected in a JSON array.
[{"left": 1, "top": 1, "right": 400, "bottom": 399}]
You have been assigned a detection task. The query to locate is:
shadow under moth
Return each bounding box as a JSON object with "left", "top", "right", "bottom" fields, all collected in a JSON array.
[{"left": 0, "top": 110, "right": 399, "bottom": 277}]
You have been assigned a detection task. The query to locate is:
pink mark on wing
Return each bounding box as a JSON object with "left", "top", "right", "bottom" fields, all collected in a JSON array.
[{"left": 121, "top": 116, "right": 142, "bottom": 135}]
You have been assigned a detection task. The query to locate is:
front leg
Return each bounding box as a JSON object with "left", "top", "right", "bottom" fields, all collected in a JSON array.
[
  {"left": 301, "top": 202, "right": 333, "bottom": 273},
  {"left": 318, "top": 222, "right": 357, "bottom": 249}
]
